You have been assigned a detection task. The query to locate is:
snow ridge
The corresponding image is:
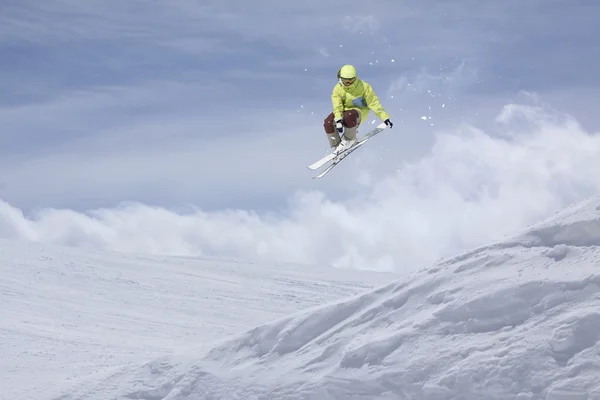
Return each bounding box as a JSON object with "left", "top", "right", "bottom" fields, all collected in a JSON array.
[
  {"left": 0, "top": 240, "right": 394, "bottom": 400},
  {"left": 56, "top": 197, "right": 600, "bottom": 400}
]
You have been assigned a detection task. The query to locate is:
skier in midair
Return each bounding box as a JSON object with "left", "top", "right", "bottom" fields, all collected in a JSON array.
[{"left": 323, "top": 64, "right": 393, "bottom": 154}]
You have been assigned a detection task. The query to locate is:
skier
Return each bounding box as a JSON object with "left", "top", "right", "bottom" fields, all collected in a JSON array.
[{"left": 323, "top": 64, "right": 393, "bottom": 154}]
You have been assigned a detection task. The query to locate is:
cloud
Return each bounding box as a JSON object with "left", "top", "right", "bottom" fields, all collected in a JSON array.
[
  {"left": 1, "top": 101, "right": 599, "bottom": 273},
  {"left": 1, "top": 0, "right": 599, "bottom": 265},
  {"left": 387, "top": 60, "right": 480, "bottom": 98},
  {"left": 342, "top": 15, "right": 381, "bottom": 34}
]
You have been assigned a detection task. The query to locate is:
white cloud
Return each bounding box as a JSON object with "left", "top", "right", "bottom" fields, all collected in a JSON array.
[
  {"left": 1, "top": 0, "right": 599, "bottom": 272},
  {"left": 342, "top": 15, "right": 381, "bottom": 34},
  {"left": 1, "top": 101, "right": 599, "bottom": 273},
  {"left": 387, "top": 60, "right": 479, "bottom": 97}
]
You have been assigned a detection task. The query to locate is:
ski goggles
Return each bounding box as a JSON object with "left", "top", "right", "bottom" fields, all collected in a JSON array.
[{"left": 340, "top": 77, "right": 356, "bottom": 85}]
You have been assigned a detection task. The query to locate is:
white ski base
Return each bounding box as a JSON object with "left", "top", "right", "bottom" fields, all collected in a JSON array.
[
  {"left": 313, "top": 139, "right": 369, "bottom": 179},
  {"left": 308, "top": 122, "right": 388, "bottom": 178}
]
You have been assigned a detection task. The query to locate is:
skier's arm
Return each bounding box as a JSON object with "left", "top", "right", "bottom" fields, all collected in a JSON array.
[
  {"left": 331, "top": 86, "right": 344, "bottom": 121},
  {"left": 364, "top": 84, "right": 390, "bottom": 121}
]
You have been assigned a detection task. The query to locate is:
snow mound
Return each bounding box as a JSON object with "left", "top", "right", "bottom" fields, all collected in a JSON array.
[
  {"left": 57, "top": 197, "right": 600, "bottom": 400},
  {"left": 1, "top": 239, "right": 394, "bottom": 400}
]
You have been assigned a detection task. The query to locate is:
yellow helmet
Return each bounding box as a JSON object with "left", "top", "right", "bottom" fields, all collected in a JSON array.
[
  {"left": 337, "top": 64, "right": 357, "bottom": 87},
  {"left": 338, "top": 64, "right": 357, "bottom": 79}
]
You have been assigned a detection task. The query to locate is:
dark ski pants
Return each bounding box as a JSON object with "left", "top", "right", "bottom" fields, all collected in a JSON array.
[{"left": 323, "top": 109, "right": 361, "bottom": 148}]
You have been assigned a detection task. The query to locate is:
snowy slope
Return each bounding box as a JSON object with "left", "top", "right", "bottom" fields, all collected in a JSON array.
[
  {"left": 0, "top": 241, "right": 395, "bottom": 400},
  {"left": 58, "top": 196, "right": 600, "bottom": 400}
]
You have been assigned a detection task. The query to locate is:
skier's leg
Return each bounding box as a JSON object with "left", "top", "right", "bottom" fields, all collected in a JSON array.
[
  {"left": 329, "top": 110, "right": 361, "bottom": 155},
  {"left": 323, "top": 112, "right": 341, "bottom": 148},
  {"left": 342, "top": 110, "right": 361, "bottom": 141}
]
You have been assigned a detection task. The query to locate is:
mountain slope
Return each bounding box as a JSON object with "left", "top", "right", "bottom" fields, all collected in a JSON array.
[
  {"left": 59, "top": 196, "right": 600, "bottom": 400},
  {"left": 0, "top": 241, "right": 395, "bottom": 400}
]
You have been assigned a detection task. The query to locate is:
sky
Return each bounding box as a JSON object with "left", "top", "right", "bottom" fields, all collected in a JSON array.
[{"left": 1, "top": 0, "right": 600, "bottom": 272}]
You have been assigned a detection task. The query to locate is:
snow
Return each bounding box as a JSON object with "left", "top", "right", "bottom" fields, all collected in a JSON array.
[
  {"left": 0, "top": 242, "right": 394, "bottom": 400},
  {"left": 5, "top": 196, "right": 600, "bottom": 399}
]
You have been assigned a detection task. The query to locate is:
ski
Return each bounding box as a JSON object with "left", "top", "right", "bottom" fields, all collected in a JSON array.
[
  {"left": 313, "top": 139, "right": 369, "bottom": 179},
  {"left": 307, "top": 152, "right": 336, "bottom": 170},
  {"left": 308, "top": 122, "right": 388, "bottom": 178}
]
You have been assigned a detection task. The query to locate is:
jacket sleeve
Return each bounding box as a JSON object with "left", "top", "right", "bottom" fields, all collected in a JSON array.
[
  {"left": 364, "top": 83, "right": 390, "bottom": 121},
  {"left": 331, "top": 85, "right": 345, "bottom": 121}
]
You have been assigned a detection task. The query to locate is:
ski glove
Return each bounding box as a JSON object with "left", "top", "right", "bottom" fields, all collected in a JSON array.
[
  {"left": 335, "top": 119, "right": 344, "bottom": 134},
  {"left": 384, "top": 119, "right": 393, "bottom": 128}
]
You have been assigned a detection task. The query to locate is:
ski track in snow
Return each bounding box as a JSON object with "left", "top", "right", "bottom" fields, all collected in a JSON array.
[
  {"left": 50, "top": 196, "right": 600, "bottom": 400},
  {"left": 0, "top": 242, "right": 395, "bottom": 400}
]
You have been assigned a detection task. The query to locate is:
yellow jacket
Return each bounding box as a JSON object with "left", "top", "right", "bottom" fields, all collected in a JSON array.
[{"left": 331, "top": 79, "right": 390, "bottom": 124}]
